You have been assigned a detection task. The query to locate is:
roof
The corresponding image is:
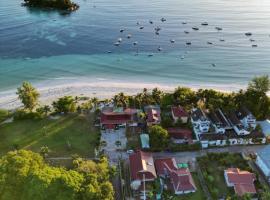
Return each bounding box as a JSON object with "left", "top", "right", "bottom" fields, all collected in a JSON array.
[
  {"left": 154, "top": 158, "right": 196, "bottom": 192},
  {"left": 256, "top": 145, "right": 270, "bottom": 169},
  {"left": 167, "top": 127, "right": 193, "bottom": 140},
  {"left": 171, "top": 106, "right": 189, "bottom": 118},
  {"left": 225, "top": 168, "right": 256, "bottom": 196},
  {"left": 101, "top": 107, "right": 137, "bottom": 125},
  {"left": 215, "top": 109, "right": 231, "bottom": 127},
  {"left": 191, "top": 108, "right": 208, "bottom": 121},
  {"left": 236, "top": 107, "right": 252, "bottom": 120},
  {"left": 140, "top": 134, "right": 150, "bottom": 149},
  {"left": 226, "top": 111, "right": 242, "bottom": 126},
  {"left": 146, "top": 108, "right": 161, "bottom": 123},
  {"left": 129, "top": 151, "right": 157, "bottom": 181},
  {"left": 258, "top": 120, "right": 270, "bottom": 136}
]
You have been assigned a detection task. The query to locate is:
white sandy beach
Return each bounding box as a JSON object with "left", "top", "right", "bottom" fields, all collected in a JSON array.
[{"left": 0, "top": 79, "right": 247, "bottom": 110}]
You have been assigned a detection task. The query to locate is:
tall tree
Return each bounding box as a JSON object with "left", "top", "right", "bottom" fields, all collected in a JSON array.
[
  {"left": 16, "top": 82, "right": 40, "bottom": 111},
  {"left": 248, "top": 75, "right": 270, "bottom": 94},
  {"left": 152, "top": 87, "right": 164, "bottom": 105},
  {"left": 148, "top": 125, "right": 169, "bottom": 151},
  {"left": 52, "top": 96, "right": 76, "bottom": 114}
]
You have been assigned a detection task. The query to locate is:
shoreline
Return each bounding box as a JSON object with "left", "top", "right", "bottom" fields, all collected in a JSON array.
[{"left": 0, "top": 80, "right": 247, "bottom": 110}]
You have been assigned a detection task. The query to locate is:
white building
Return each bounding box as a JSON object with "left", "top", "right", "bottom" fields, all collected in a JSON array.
[
  {"left": 256, "top": 145, "right": 270, "bottom": 183},
  {"left": 227, "top": 111, "right": 250, "bottom": 135},
  {"left": 191, "top": 108, "right": 210, "bottom": 133},
  {"left": 236, "top": 107, "right": 256, "bottom": 129}
]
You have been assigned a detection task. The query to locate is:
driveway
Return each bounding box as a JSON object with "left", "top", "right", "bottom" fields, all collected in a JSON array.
[{"left": 101, "top": 128, "right": 128, "bottom": 165}]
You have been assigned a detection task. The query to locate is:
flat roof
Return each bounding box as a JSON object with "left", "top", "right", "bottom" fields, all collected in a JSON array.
[{"left": 257, "top": 145, "right": 270, "bottom": 169}]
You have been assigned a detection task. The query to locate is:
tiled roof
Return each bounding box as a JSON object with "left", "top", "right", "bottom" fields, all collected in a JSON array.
[
  {"left": 171, "top": 106, "right": 189, "bottom": 118},
  {"left": 191, "top": 108, "right": 208, "bottom": 121},
  {"left": 101, "top": 107, "right": 137, "bottom": 124},
  {"left": 129, "top": 151, "right": 157, "bottom": 181},
  {"left": 225, "top": 168, "right": 256, "bottom": 196},
  {"left": 154, "top": 158, "right": 196, "bottom": 192},
  {"left": 167, "top": 127, "right": 193, "bottom": 140}
]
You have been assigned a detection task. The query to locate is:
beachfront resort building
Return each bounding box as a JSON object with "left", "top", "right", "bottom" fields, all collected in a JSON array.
[
  {"left": 155, "top": 158, "right": 196, "bottom": 195},
  {"left": 224, "top": 168, "right": 256, "bottom": 197},
  {"left": 171, "top": 106, "right": 189, "bottom": 124},
  {"left": 100, "top": 107, "right": 138, "bottom": 130},
  {"left": 235, "top": 107, "right": 257, "bottom": 129},
  {"left": 190, "top": 108, "right": 210, "bottom": 134}
]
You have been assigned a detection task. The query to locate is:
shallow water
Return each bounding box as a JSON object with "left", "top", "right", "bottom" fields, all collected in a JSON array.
[{"left": 0, "top": 0, "right": 270, "bottom": 91}]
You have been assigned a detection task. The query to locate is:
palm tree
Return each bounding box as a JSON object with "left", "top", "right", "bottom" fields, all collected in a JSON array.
[
  {"left": 91, "top": 97, "right": 99, "bottom": 111},
  {"left": 113, "top": 92, "right": 129, "bottom": 108},
  {"left": 152, "top": 87, "right": 163, "bottom": 105}
]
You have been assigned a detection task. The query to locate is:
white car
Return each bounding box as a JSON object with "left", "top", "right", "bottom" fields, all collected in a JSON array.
[{"left": 126, "top": 150, "right": 134, "bottom": 154}]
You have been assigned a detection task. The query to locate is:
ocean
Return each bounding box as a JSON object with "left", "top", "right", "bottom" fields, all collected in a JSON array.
[{"left": 0, "top": 0, "right": 270, "bottom": 93}]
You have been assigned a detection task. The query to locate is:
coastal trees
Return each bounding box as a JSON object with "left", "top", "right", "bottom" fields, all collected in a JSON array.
[
  {"left": 17, "top": 81, "right": 40, "bottom": 111},
  {"left": 0, "top": 150, "right": 114, "bottom": 200},
  {"left": 52, "top": 96, "right": 76, "bottom": 114},
  {"left": 113, "top": 92, "right": 129, "bottom": 108},
  {"left": 23, "top": 0, "right": 79, "bottom": 11},
  {"left": 152, "top": 87, "right": 164, "bottom": 105},
  {"left": 248, "top": 75, "right": 270, "bottom": 94},
  {"left": 149, "top": 125, "right": 169, "bottom": 151}
]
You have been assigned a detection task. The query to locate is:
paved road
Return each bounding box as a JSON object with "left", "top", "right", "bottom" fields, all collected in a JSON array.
[{"left": 153, "top": 145, "right": 266, "bottom": 163}]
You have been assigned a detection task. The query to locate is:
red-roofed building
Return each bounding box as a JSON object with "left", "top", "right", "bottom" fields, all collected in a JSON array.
[
  {"left": 129, "top": 151, "right": 157, "bottom": 190},
  {"left": 154, "top": 158, "right": 196, "bottom": 195},
  {"left": 100, "top": 107, "right": 137, "bottom": 129},
  {"left": 224, "top": 168, "right": 256, "bottom": 196},
  {"left": 171, "top": 106, "right": 189, "bottom": 123},
  {"left": 146, "top": 108, "right": 161, "bottom": 126},
  {"left": 167, "top": 127, "right": 193, "bottom": 144}
]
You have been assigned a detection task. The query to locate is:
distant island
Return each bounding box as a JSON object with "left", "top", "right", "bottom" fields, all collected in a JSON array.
[{"left": 22, "top": 0, "right": 79, "bottom": 12}]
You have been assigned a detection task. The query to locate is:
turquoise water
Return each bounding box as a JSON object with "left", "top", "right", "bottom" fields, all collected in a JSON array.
[{"left": 0, "top": 0, "right": 270, "bottom": 91}]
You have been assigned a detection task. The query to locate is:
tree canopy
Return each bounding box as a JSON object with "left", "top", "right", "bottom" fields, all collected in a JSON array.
[
  {"left": 16, "top": 81, "right": 40, "bottom": 111},
  {"left": 0, "top": 150, "right": 114, "bottom": 200},
  {"left": 52, "top": 96, "right": 76, "bottom": 114},
  {"left": 149, "top": 125, "right": 169, "bottom": 151}
]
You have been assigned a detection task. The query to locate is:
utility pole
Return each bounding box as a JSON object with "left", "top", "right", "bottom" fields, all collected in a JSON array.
[{"left": 143, "top": 174, "right": 146, "bottom": 200}]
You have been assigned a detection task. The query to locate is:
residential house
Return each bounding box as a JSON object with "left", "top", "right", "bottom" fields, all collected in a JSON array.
[
  {"left": 208, "top": 110, "right": 226, "bottom": 134},
  {"left": 227, "top": 111, "right": 250, "bottom": 135},
  {"left": 236, "top": 107, "right": 256, "bottom": 129},
  {"left": 129, "top": 151, "right": 157, "bottom": 191},
  {"left": 167, "top": 127, "right": 193, "bottom": 144},
  {"left": 256, "top": 145, "right": 270, "bottom": 183},
  {"left": 224, "top": 168, "right": 256, "bottom": 197},
  {"left": 191, "top": 108, "right": 210, "bottom": 133},
  {"left": 100, "top": 107, "right": 137, "bottom": 130},
  {"left": 155, "top": 158, "right": 196, "bottom": 195},
  {"left": 171, "top": 106, "right": 189, "bottom": 123},
  {"left": 144, "top": 105, "right": 161, "bottom": 126}
]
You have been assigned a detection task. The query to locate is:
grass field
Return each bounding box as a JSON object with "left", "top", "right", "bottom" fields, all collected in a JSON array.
[
  {"left": 0, "top": 109, "right": 9, "bottom": 123},
  {"left": 0, "top": 113, "right": 99, "bottom": 157}
]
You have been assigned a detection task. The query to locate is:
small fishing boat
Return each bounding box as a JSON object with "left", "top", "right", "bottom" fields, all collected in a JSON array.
[
  {"left": 186, "top": 42, "right": 191, "bottom": 45},
  {"left": 252, "top": 44, "right": 258, "bottom": 47},
  {"left": 118, "top": 38, "right": 122, "bottom": 42},
  {"left": 120, "top": 29, "right": 124, "bottom": 33},
  {"left": 219, "top": 39, "right": 225, "bottom": 42},
  {"left": 133, "top": 41, "right": 138, "bottom": 46},
  {"left": 158, "top": 46, "right": 162, "bottom": 51},
  {"left": 192, "top": 27, "right": 199, "bottom": 31},
  {"left": 215, "top": 27, "right": 223, "bottom": 31},
  {"left": 140, "top": 26, "right": 144, "bottom": 30},
  {"left": 182, "top": 22, "right": 187, "bottom": 25},
  {"left": 207, "top": 41, "right": 213, "bottom": 45},
  {"left": 245, "top": 32, "right": 252, "bottom": 36},
  {"left": 114, "top": 42, "right": 120, "bottom": 46},
  {"left": 127, "top": 34, "right": 132, "bottom": 39},
  {"left": 161, "top": 17, "right": 166, "bottom": 22},
  {"left": 170, "top": 39, "right": 175, "bottom": 43},
  {"left": 201, "top": 22, "right": 208, "bottom": 26},
  {"left": 149, "top": 20, "right": 153, "bottom": 24},
  {"left": 184, "top": 31, "right": 189, "bottom": 34}
]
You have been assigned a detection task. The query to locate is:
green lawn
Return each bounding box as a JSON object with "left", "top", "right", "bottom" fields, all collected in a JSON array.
[
  {"left": 0, "top": 109, "right": 9, "bottom": 123},
  {"left": 0, "top": 113, "right": 99, "bottom": 157},
  {"left": 197, "top": 153, "right": 251, "bottom": 199},
  {"left": 172, "top": 173, "right": 206, "bottom": 200}
]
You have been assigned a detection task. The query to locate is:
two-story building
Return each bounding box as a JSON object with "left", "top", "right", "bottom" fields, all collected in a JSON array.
[
  {"left": 191, "top": 108, "right": 210, "bottom": 133},
  {"left": 236, "top": 107, "right": 256, "bottom": 129},
  {"left": 227, "top": 111, "right": 250, "bottom": 135},
  {"left": 171, "top": 106, "right": 189, "bottom": 124}
]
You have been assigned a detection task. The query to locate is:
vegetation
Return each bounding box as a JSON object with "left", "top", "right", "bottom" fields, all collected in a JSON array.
[
  {"left": 0, "top": 113, "right": 99, "bottom": 157},
  {"left": 17, "top": 81, "right": 40, "bottom": 111},
  {"left": 197, "top": 153, "right": 259, "bottom": 199},
  {"left": 148, "top": 125, "right": 169, "bottom": 151},
  {"left": 23, "top": 0, "right": 79, "bottom": 11},
  {"left": 0, "top": 150, "right": 114, "bottom": 200},
  {"left": 52, "top": 96, "right": 76, "bottom": 114},
  {"left": 0, "top": 109, "right": 9, "bottom": 123}
]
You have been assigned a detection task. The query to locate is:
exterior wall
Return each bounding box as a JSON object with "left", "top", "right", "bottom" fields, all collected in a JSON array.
[
  {"left": 174, "top": 190, "right": 195, "bottom": 195},
  {"left": 256, "top": 156, "right": 270, "bottom": 180},
  {"left": 224, "top": 172, "right": 233, "bottom": 187}
]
